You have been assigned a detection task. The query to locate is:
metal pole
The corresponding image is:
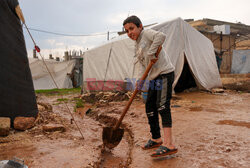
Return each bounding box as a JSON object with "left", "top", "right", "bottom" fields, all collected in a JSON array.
[{"left": 220, "top": 31, "right": 222, "bottom": 54}]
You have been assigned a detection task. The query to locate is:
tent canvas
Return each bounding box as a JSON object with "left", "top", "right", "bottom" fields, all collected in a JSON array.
[
  {"left": 29, "top": 58, "right": 76, "bottom": 90},
  {"left": 83, "top": 36, "right": 135, "bottom": 92},
  {"left": 83, "top": 18, "right": 222, "bottom": 92},
  {"left": 231, "top": 49, "right": 250, "bottom": 74}
]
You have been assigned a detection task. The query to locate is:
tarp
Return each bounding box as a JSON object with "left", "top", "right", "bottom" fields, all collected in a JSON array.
[
  {"left": 231, "top": 50, "right": 250, "bottom": 74},
  {"left": 29, "top": 58, "right": 76, "bottom": 90},
  {"left": 83, "top": 36, "right": 135, "bottom": 92},
  {"left": 83, "top": 18, "right": 222, "bottom": 92},
  {"left": 0, "top": 0, "right": 38, "bottom": 122}
]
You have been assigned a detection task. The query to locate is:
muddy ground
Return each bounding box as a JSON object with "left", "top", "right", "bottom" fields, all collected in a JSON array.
[{"left": 0, "top": 77, "right": 250, "bottom": 168}]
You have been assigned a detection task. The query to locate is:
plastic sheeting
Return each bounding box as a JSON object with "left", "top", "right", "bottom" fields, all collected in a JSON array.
[
  {"left": 0, "top": 0, "right": 38, "bottom": 122},
  {"left": 83, "top": 18, "right": 222, "bottom": 92},
  {"left": 83, "top": 36, "right": 136, "bottom": 92},
  {"left": 152, "top": 18, "right": 222, "bottom": 90},
  {"left": 29, "top": 58, "right": 76, "bottom": 90},
  {"left": 231, "top": 50, "right": 250, "bottom": 74}
]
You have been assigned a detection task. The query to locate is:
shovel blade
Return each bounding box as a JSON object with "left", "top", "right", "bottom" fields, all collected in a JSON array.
[{"left": 102, "top": 127, "right": 124, "bottom": 149}]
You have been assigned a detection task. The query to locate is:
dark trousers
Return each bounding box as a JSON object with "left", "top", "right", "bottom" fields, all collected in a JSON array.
[{"left": 145, "top": 71, "right": 174, "bottom": 139}]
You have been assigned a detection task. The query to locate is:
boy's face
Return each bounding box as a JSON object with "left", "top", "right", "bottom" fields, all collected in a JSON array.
[{"left": 124, "top": 23, "right": 142, "bottom": 41}]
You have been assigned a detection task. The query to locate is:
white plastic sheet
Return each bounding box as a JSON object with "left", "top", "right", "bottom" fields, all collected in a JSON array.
[{"left": 29, "top": 58, "right": 76, "bottom": 90}]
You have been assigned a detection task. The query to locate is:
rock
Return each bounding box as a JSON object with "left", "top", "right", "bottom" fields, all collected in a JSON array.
[
  {"left": 211, "top": 88, "right": 224, "bottom": 93},
  {"left": 37, "top": 102, "right": 52, "bottom": 111},
  {"left": 42, "top": 124, "right": 66, "bottom": 132},
  {"left": 225, "top": 148, "right": 231, "bottom": 152},
  {"left": 0, "top": 117, "right": 11, "bottom": 136},
  {"left": 14, "top": 117, "right": 36, "bottom": 131},
  {"left": 38, "top": 104, "right": 46, "bottom": 111}
]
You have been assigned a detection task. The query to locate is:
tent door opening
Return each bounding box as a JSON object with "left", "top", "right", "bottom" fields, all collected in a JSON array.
[{"left": 174, "top": 56, "right": 197, "bottom": 93}]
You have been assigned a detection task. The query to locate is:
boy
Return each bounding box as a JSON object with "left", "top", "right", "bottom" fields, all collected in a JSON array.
[{"left": 123, "top": 15, "right": 177, "bottom": 157}]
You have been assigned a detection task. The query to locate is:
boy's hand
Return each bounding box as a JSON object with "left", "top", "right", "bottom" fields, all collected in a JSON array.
[
  {"left": 151, "top": 58, "right": 158, "bottom": 64},
  {"left": 150, "top": 45, "right": 161, "bottom": 64}
]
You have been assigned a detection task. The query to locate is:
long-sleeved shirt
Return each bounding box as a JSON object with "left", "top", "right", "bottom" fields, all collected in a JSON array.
[{"left": 135, "top": 29, "right": 175, "bottom": 80}]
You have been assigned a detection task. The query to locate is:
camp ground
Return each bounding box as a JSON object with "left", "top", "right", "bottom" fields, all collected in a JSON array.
[
  {"left": 83, "top": 18, "right": 222, "bottom": 93},
  {"left": 1, "top": 0, "right": 250, "bottom": 167}
]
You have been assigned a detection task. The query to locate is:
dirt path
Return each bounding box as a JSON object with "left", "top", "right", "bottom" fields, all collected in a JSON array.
[
  {"left": 127, "top": 91, "right": 250, "bottom": 168},
  {"left": 0, "top": 90, "right": 249, "bottom": 168},
  {"left": 0, "top": 94, "right": 104, "bottom": 168}
]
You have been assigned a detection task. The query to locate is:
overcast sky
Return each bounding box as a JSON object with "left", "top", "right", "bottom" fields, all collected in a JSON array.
[{"left": 19, "top": 0, "right": 250, "bottom": 59}]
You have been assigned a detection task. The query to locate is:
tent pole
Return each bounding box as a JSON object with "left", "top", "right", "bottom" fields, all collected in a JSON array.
[{"left": 102, "top": 45, "right": 112, "bottom": 91}]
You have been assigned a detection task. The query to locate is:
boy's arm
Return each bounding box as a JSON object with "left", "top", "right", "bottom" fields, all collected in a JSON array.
[
  {"left": 145, "top": 29, "right": 166, "bottom": 59},
  {"left": 133, "top": 59, "right": 145, "bottom": 80}
]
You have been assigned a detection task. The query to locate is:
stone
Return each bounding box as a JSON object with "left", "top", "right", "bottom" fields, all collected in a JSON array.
[
  {"left": 211, "top": 88, "right": 224, "bottom": 93},
  {"left": 42, "top": 124, "right": 66, "bottom": 132},
  {"left": 0, "top": 117, "right": 11, "bottom": 136},
  {"left": 14, "top": 117, "right": 36, "bottom": 131},
  {"left": 38, "top": 104, "right": 46, "bottom": 111},
  {"left": 225, "top": 148, "right": 231, "bottom": 152},
  {"left": 37, "top": 102, "right": 52, "bottom": 111}
]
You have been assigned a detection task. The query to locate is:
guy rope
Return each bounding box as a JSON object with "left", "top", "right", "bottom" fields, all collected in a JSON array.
[{"left": 16, "top": 5, "right": 85, "bottom": 140}]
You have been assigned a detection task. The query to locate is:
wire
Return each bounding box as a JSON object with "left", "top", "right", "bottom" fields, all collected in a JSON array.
[
  {"left": 24, "top": 26, "right": 118, "bottom": 37},
  {"left": 24, "top": 23, "right": 85, "bottom": 140}
]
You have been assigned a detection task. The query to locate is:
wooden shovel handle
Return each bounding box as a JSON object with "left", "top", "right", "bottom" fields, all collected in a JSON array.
[{"left": 114, "top": 46, "right": 162, "bottom": 130}]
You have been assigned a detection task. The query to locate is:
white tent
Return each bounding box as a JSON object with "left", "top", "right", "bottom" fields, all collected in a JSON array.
[
  {"left": 29, "top": 58, "right": 76, "bottom": 90},
  {"left": 83, "top": 18, "right": 222, "bottom": 92}
]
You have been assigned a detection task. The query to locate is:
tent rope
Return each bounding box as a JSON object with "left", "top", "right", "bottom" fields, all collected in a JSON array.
[{"left": 23, "top": 23, "right": 85, "bottom": 140}]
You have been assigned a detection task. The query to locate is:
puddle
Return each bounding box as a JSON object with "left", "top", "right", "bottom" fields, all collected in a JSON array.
[
  {"left": 205, "top": 108, "right": 223, "bottom": 113},
  {"left": 100, "top": 136, "right": 130, "bottom": 168},
  {"left": 189, "top": 106, "right": 203, "bottom": 111},
  {"left": 217, "top": 120, "right": 250, "bottom": 128},
  {"left": 0, "top": 144, "right": 36, "bottom": 160},
  {"left": 101, "top": 150, "right": 125, "bottom": 167},
  {"left": 87, "top": 109, "right": 134, "bottom": 168}
]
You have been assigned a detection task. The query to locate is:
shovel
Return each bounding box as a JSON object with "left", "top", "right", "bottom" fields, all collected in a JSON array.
[{"left": 102, "top": 46, "right": 162, "bottom": 149}]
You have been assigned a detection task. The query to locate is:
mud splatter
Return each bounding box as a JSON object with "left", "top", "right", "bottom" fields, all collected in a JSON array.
[
  {"left": 189, "top": 106, "right": 203, "bottom": 111},
  {"left": 86, "top": 108, "right": 134, "bottom": 168},
  {"left": 205, "top": 108, "right": 224, "bottom": 113},
  {"left": 217, "top": 120, "right": 250, "bottom": 128}
]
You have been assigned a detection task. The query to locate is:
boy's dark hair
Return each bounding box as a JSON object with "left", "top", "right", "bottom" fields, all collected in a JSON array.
[{"left": 123, "top": 15, "right": 142, "bottom": 28}]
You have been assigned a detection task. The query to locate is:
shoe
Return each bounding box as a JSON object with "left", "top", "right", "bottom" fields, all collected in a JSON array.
[
  {"left": 151, "top": 145, "right": 178, "bottom": 157},
  {"left": 142, "top": 139, "right": 163, "bottom": 150}
]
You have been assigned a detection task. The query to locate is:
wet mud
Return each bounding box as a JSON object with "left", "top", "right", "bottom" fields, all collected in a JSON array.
[
  {"left": 221, "top": 75, "right": 250, "bottom": 92},
  {"left": 1, "top": 90, "right": 250, "bottom": 168},
  {"left": 86, "top": 107, "right": 134, "bottom": 168},
  {"left": 217, "top": 120, "right": 250, "bottom": 128}
]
